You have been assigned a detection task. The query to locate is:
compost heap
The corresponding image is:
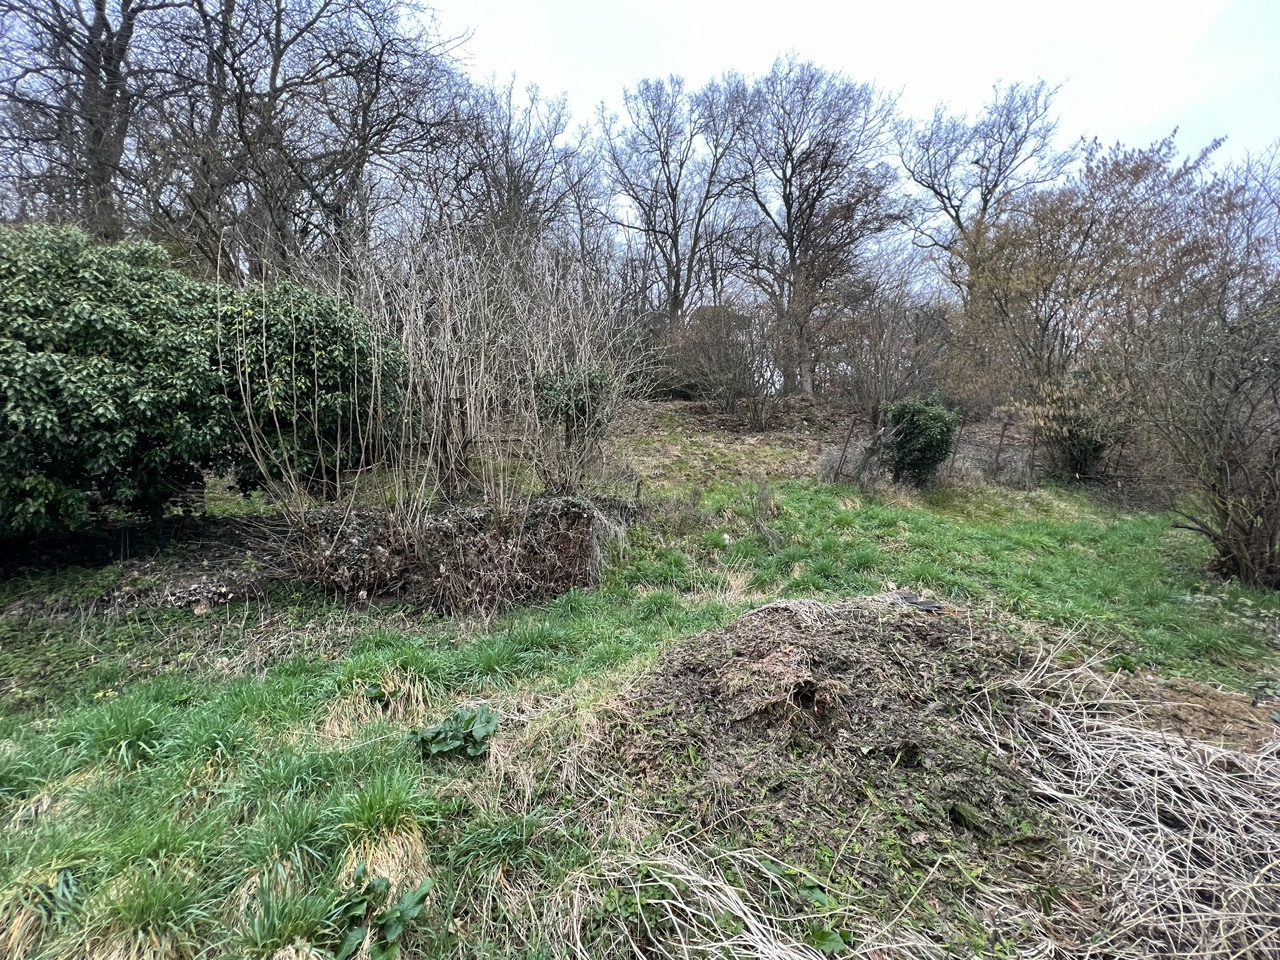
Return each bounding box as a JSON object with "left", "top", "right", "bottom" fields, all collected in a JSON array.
[
  {"left": 295, "top": 495, "right": 613, "bottom": 613},
  {"left": 606, "top": 598, "right": 1280, "bottom": 958}
]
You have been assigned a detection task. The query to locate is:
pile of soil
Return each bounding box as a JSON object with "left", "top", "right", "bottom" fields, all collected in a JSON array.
[
  {"left": 605, "top": 598, "right": 1280, "bottom": 954},
  {"left": 606, "top": 599, "right": 1107, "bottom": 949}
]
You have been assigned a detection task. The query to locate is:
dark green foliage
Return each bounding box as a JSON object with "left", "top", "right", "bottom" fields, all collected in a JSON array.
[
  {"left": 884, "top": 396, "right": 958, "bottom": 487},
  {"left": 408, "top": 703, "right": 498, "bottom": 759},
  {"left": 0, "top": 225, "right": 391, "bottom": 535},
  {"left": 534, "top": 367, "right": 610, "bottom": 437},
  {"left": 219, "top": 283, "right": 392, "bottom": 498},
  {"left": 0, "top": 225, "right": 226, "bottom": 535},
  {"left": 332, "top": 866, "right": 433, "bottom": 960}
]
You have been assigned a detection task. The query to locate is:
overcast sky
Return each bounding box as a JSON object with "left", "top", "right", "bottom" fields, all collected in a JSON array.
[{"left": 425, "top": 0, "right": 1278, "bottom": 162}]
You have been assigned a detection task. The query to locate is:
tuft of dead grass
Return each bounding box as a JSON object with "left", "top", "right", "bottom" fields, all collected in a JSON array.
[
  {"left": 339, "top": 828, "right": 433, "bottom": 892},
  {"left": 0, "top": 897, "right": 44, "bottom": 960},
  {"left": 570, "top": 845, "right": 948, "bottom": 960},
  {"left": 970, "top": 657, "right": 1280, "bottom": 958},
  {"left": 320, "top": 668, "right": 440, "bottom": 743}
]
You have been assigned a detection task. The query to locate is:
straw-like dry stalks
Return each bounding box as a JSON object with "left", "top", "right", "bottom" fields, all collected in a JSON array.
[
  {"left": 569, "top": 846, "right": 947, "bottom": 960},
  {"left": 968, "top": 657, "right": 1280, "bottom": 959}
]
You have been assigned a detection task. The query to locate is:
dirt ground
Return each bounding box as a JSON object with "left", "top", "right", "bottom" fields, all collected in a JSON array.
[{"left": 1108, "top": 671, "right": 1280, "bottom": 751}]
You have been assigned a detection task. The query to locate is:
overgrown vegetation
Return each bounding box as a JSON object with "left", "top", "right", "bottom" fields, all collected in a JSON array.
[
  {"left": 0, "top": 226, "right": 389, "bottom": 537},
  {"left": 2, "top": 457, "right": 1277, "bottom": 957},
  {"left": 1, "top": 6, "right": 1279, "bottom": 955}
]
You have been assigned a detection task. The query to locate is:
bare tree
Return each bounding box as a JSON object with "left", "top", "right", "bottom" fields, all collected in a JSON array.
[
  {"left": 899, "top": 82, "right": 1074, "bottom": 428},
  {"left": 1131, "top": 154, "right": 1280, "bottom": 585},
  {"left": 728, "top": 56, "right": 903, "bottom": 395},
  {"left": 1, "top": 0, "right": 468, "bottom": 277},
  {"left": 451, "top": 79, "right": 583, "bottom": 239},
  {"left": 0, "top": 0, "right": 176, "bottom": 238},
  {"left": 601, "top": 73, "right": 747, "bottom": 333},
  {"left": 191, "top": 0, "right": 463, "bottom": 279},
  {"left": 824, "top": 249, "right": 950, "bottom": 423},
  {"left": 900, "top": 80, "right": 1071, "bottom": 300}
]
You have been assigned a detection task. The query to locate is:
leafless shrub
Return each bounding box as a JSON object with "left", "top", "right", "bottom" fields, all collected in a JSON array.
[
  {"left": 332, "top": 228, "right": 647, "bottom": 511},
  {"left": 645, "top": 484, "right": 709, "bottom": 540},
  {"left": 1127, "top": 156, "right": 1280, "bottom": 587},
  {"left": 822, "top": 254, "right": 950, "bottom": 425},
  {"left": 1017, "top": 370, "right": 1129, "bottom": 481},
  {"left": 662, "top": 304, "right": 779, "bottom": 430},
  {"left": 1136, "top": 295, "right": 1280, "bottom": 587},
  {"left": 229, "top": 227, "right": 645, "bottom": 605}
]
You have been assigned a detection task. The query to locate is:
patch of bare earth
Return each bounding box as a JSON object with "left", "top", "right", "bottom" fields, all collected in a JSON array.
[{"left": 1102, "top": 671, "right": 1279, "bottom": 751}]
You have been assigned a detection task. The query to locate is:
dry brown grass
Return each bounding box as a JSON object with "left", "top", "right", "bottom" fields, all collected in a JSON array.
[
  {"left": 969, "top": 657, "right": 1280, "bottom": 958},
  {"left": 339, "top": 829, "right": 433, "bottom": 892},
  {"left": 569, "top": 846, "right": 948, "bottom": 960}
]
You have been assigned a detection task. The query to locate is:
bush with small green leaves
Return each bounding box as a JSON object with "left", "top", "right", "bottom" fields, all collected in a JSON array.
[
  {"left": 533, "top": 365, "right": 614, "bottom": 492},
  {"left": 0, "top": 225, "right": 226, "bottom": 535},
  {"left": 884, "top": 395, "right": 958, "bottom": 487}
]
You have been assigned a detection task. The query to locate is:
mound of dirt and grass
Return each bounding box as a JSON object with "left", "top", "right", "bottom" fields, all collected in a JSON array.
[{"left": 588, "top": 599, "right": 1280, "bottom": 959}]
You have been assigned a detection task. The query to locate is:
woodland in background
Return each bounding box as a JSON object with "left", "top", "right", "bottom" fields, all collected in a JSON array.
[{"left": 1, "top": 0, "right": 1278, "bottom": 587}]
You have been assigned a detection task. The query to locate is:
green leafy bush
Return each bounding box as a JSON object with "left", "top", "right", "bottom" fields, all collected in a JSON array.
[
  {"left": 533, "top": 365, "right": 614, "bottom": 492},
  {"left": 0, "top": 225, "right": 226, "bottom": 535},
  {"left": 331, "top": 866, "right": 433, "bottom": 960},
  {"left": 884, "top": 396, "right": 958, "bottom": 487},
  {"left": 534, "top": 367, "right": 611, "bottom": 441},
  {"left": 0, "top": 225, "right": 395, "bottom": 535}
]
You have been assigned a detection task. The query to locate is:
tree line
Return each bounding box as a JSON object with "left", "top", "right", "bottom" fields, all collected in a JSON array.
[{"left": 2, "top": 0, "right": 1278, "bottom": 586}]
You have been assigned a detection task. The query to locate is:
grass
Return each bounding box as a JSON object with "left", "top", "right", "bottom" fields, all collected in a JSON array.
[
  {"left": 1, "top": 455, "right": 1278, "bottom": 958},
  {"left": 626, "top": 478, "right": 1277, "bottom": 682}
]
